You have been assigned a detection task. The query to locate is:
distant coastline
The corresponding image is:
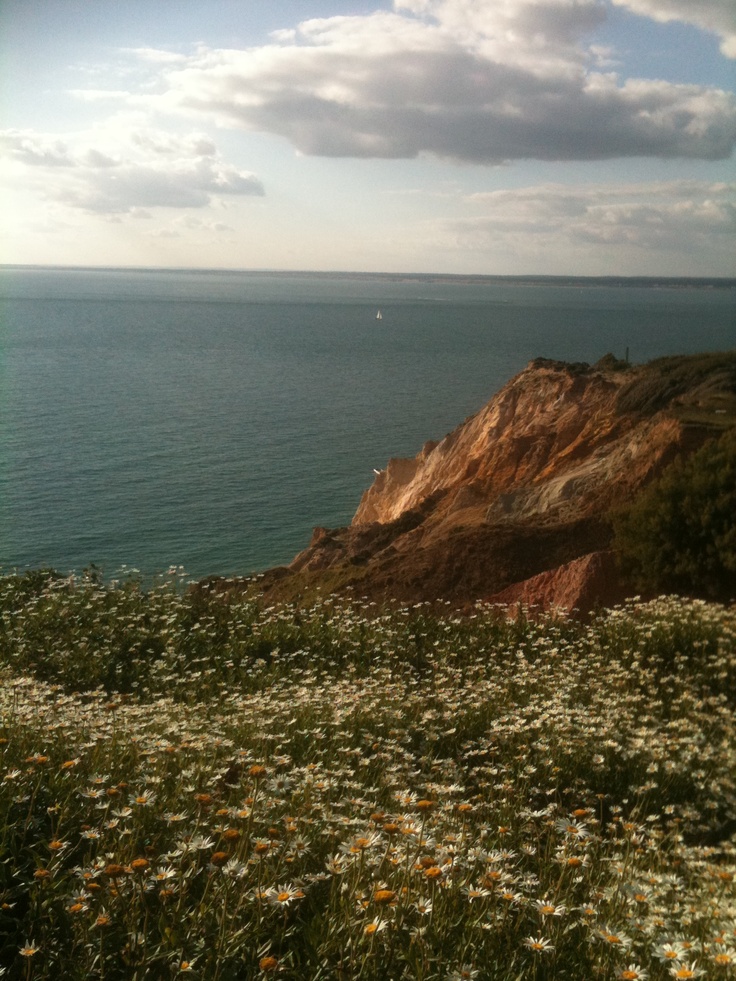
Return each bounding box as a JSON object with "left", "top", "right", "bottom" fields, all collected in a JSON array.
[{"left": 2, "top": 264, "right": 734, "bottom": 290}]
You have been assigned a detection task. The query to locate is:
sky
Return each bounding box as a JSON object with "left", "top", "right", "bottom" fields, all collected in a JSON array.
[{"left": 1, "top": 0, "right": 734, "bottom": 276}]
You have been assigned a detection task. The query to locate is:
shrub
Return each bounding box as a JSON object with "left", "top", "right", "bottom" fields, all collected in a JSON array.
[{"left": 613, "top": 426, "right": 736, "bottom": 601}]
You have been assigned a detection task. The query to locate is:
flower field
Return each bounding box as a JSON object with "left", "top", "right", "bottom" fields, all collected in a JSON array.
[{"left": 0, "top": 570, "right": 734, "bottom": 980}]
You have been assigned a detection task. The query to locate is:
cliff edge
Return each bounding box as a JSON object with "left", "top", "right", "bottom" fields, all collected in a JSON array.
[{"left": 256, "top": 351, "right": 736, "bottom": 608}]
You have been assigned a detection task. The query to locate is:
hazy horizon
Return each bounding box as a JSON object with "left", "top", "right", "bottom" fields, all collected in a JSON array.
[{"left": 2, "top": 264, "right": 735, "bottom": 285}]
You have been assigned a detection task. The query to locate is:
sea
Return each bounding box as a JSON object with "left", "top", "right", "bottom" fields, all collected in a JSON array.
[{"left": 0, "top": 266, "right": 734, "bottom": 583}]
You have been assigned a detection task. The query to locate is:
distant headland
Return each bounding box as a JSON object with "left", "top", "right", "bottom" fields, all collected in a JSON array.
[{"left": 213, "top": 349, "right": 736, "bottom": 612}]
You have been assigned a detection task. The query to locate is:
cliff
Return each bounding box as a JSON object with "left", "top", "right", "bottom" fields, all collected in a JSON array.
[{"left": 256, "top": 351, "right": 736, "bottom": 608}]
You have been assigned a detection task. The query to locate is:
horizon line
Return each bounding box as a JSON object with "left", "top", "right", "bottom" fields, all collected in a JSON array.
[{"left": 2, "top": 263, "right": 735, "bottom": 285}]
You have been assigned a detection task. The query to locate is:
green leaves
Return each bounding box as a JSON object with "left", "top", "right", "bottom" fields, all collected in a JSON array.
[{"left": 614, "top": 428, "right": 736, "bottom": 602}]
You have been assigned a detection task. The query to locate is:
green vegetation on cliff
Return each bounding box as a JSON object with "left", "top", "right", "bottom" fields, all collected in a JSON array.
[
  {"left": 615, "top": 350, "right": 736, "bottom": 418},
  {"left": 614, "top": 427, "right": 736, "bottom": 602}
]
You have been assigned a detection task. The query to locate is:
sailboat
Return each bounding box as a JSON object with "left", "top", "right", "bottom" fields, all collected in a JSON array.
[{"left": 376, "top": 309, "right": 383, "bottom": 320}]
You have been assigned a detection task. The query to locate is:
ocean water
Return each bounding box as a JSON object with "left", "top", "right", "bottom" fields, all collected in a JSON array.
[{"left": 0, "top": 267, "right": 734, "bottom": 581}]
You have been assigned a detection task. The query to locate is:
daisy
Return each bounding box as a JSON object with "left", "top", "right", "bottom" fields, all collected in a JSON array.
[
  {"left": 712, "top": 949, "right": 736, "bottom": 968},
  {"left": 535, "top": 899, "right": 566, "bottom": 917},
  {"left": 598, "top": 928, "right": 632, "bottom": 950},
  {"left": 363, "top": 918, "right": 388, "bottom": 937},
  {"left": 555, "top": 818, "right": 591, "bottom": 839},
  {"left": 668, "top": 964, "right": 705, "bottom": 979},
  {"left": 463, "top": 885, "right": 491, "bottom": 901},
  {"left": 266, "top": 883, "right": 305, "bottom": 906},
  {"left": 619, "top": 965, "right": 649, "bottom": 980},
  {"left": 524, "top": 936, "right": 554, "bottom": 954},
  {"left": 655, "top": 942, "right": 687, "bottom": 964},
  {"left": 448, "top": 967, "right": 480, "bottom": 981}
]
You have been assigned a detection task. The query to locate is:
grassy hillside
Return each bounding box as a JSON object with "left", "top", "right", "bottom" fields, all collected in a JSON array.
[
  {"left": 0, "top": 571, "right": 734, "bottom": 980},
  {"left": 615, "top": 350, "right": 736, "bottom": 422}
]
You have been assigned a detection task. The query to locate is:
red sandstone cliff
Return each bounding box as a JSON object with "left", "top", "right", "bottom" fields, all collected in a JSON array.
[
  {"left": 353, "top": 358, "right": 683, "bottom": 528},
  {"left": 256, "top": 352, "right": 735, "bottom": 607}
]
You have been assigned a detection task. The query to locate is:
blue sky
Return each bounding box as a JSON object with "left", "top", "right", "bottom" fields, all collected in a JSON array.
[{"left": 1, "top": 0, "right": 734, "bottom": 275}]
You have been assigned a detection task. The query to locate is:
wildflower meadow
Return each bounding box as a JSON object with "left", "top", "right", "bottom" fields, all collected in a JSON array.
[{"left": 0, "top": 569, "right": 734, "bottom": 980}]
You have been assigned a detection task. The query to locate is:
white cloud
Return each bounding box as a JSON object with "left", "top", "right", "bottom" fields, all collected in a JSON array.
[
  {"left": 444, "top": 180, "right": 736, "bottom": 253},
  {"left": 396, "top": 0, "right": 607, "bottom": 57},
  {"left": 122, "top": 47, "right": 189, "bottom": 65},
  {"left": 58, "top": 157, "right": 263, "bottom": 213},
  {"left": 0, "top": 126, "right": 264, "bottom": 215},
  {"left": 128, "top": 0, "right": 736, "bottom": 163},
  {"left": 0, "top": 131, "right": 74, "bottom": 167},
  {"left": 84, "top": 148, "right": 118, "bottom": 168},
  {"left": 148, "top": 227, "right": 181, "bottom": 238},
  {"left": 67, "top": 89, "right": 136, "bottom": 103},
  {"left": 611, "top": 0, "right": 736, "bottom": 58},
  {"left": 269, "top": 29, "right": 297, "bottom": 44},
  {"left": 130, "top": 130, "right": 216, "bottom": 157},
  {"left": 175, "top": 215, "right": 235, "bottom": 233}
]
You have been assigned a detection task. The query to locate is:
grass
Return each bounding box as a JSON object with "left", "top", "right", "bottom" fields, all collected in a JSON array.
[
  {"left": 0, "top": 568, "right": 734, "bottom": 979},
  {"left": 615, "top": 351, "right": 736, "bottom": 418}
]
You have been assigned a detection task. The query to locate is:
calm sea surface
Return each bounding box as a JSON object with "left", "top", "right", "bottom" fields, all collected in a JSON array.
[{"left": 0, "top": 267, "right": 734, "bottom": 581}]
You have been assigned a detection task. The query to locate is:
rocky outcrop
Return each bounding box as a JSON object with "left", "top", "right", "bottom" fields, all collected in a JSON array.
[
  {"left": 485, "top": 550, "right": 632, "bottom": 615},
  {"left": 257, "top": 351, "right": 736, "bottom": 607}
]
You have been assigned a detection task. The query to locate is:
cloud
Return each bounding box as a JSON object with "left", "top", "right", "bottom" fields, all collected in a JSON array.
[
  {"left": 58, "top": 157, "right": 263, "bottom": 213},
  {"left": 67, "top": 89, "right": 136, "bottom": 103},
  {"left": 442, "top": 180, "right": 736, "bottom": 253},
  {"left": 611, "top": 0, "right": 736, "bottom": 58},
  {"left": 175, "top": 215, "right": 235, "bottom": 233},
  {"left": 130, "top": 130, "right": 217, "bottom": 157},
  {"left": 122, "top": 47, "right": 189, "bottom": 65},
  {"left": 395, "top": 0, "right": 607, "bottom": 56},
  {"left": 132, "top": 0, "right": 736, "bottom": 163},
  {"left": 0, "top": 131, "right": 74, "bottom": 167},
  {"left": 0, "top": 127, "right": 264, "bottom": 215}
]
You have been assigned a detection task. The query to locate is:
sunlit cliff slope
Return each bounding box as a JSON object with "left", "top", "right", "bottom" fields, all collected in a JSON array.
[{"left": 256, "top": 351, "right": 736, "bottom": 607}]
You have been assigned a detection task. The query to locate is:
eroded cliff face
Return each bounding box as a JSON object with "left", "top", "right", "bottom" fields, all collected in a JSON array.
[
  {"left": 257, "top": 352, "right": 735, "bottom": 606},
  {"left": 353, "top": 358, "right": 681, "bottom": 529}
]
